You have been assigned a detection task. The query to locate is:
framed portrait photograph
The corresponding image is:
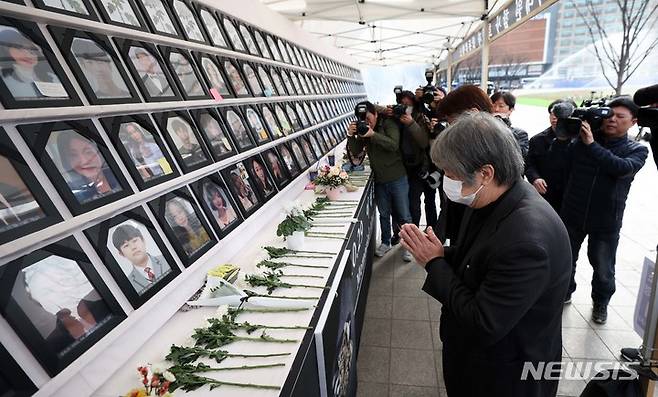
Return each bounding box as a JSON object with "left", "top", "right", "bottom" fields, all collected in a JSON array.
[
  {"left": 245, "top": 154, "right": 277, "bottom": 201},
  {"left": 0, "top": 128, "right": 62, "bottom": 245},
  {"left": 262, "top": 149, "right": 291, "bottom": 189},
  {"left": 115, "top": 39, "right": 180, "bottom": 102},
  {"left": 289, "top": 139, "right": 309, "bottom": 169},
  {"left": 321, "top": 129, "right": 333, "bottom": 150},
  {"left": 148, "top": 188, "right": 216, "bottom": 266},
  {"left": 253, "top": 29, "right": 271, "bottom": 59},
  {"left": 154, "top": 111, "right": 212, "bottom": 173},
  {"left": 270, "top": 68, "right": 287, "bottom": 96},
  {"left": 18, "top": 120, "right": 131, "bottom": 215},
  {"left": 159, "top": 46, "right": 207, "bottom": 100},
  {"left": 194, "top": 54, "right": 233, "bottom": 99},
  {"left": 242, "top": 106, "right": 271, "bottom": 145},
  {"left": 280, "top": 70, "right": 296, "bottom": 95},
  {"left": 191, "top": 174, "right": 242, "bottom": 238},
  {"left": 220, "top": 17, "right": 246, "bottom": 53},
  {"left": 308, "top": 134, "right": 324, "bottom": 158},
  {"left": 297, "top": 136, "right": 316, "bottom": 164},
  {"left": 0, "top": 236, "right": 126, "bottom": 376},
  {"left": 100, "top": 114, "right": 178, "bottom": 190},
  {"left": 92, "top": 0, "right": 148, "bottom": 31},
  {"left": 293, "top": 46, "right": 305, "bottom": 68},
  {"left": 221, "top": 59, "right": 250, "bottom": 97},
  {"left": 242, "top": 63, "right": 263, "bottom": 97},
  {"left": 285, "top": 42, "right": 298, "bottom": 66},
  {"left": 256, "top": 66, "right": 276, "bottom": 97},
  {"left": 285, "top": 103, "right": 303, "bottom": 131},
  {"left": 50, "top": 28, "right": 138, "bottom": 105},
  {"left": 32, "top": 0, "right": 97, "bottom": 21},
  {"left": 0, "top": 18, "right": 81, "bottom": 109},
  {"left": 276, "top": 38, "right": 290, "bottom": 64},
  {"left": 238, "top": 24, "right": 259, "bottom": 56},
  {"left": 0, "top": 342, "right": 38, "bottom": 397},
  {"left": 169, "top": 0, "right": 206, "bottom": 43},
  {"left": 260, "top": 104, "right": 284, "bottom": 140},
  {"left": 189, "top": 108, "right": 236, "bottom": 161},
  {"left": 276, "top": 143, "right": 301, "bottom": 178},
  {"left": 310, "top": 101, "right": 323, "bottom": 121},
  {"left": 85, "top": 206, "right": 180, "bottom": 308},
  {"left": 273, "top": 104, "right": 294, "bottom": 136},
  {"left": 294, "top": 102, "right": 310, "bottom": 128},
  {"left": 220, "top": 162, "right": 261, "bottom": 217},
  {"left": 289, "top": 71, "right": 303, "bottom": 95},
  {"left": 302, "top": 74, "right": 315, "bottom": 94},
  {"left": 265, "top": 34, "right": 282, "bottom": 61},
  {"left": 219, "top": 107, "right": 255, "bottom": 152},
  {"left": 196, "top": 6, "right": 228, "bottom": 48},
  {"left": 135, "top": 0, "right": 181, "bottom": 38}
]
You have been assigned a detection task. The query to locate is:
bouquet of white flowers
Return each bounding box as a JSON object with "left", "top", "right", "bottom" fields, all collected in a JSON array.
[
  {"left": 314, "top": 165, "right": 349, "bottom": 188},
  {"left": 277, "top": 201, "right": 312, "bottom": 238}
]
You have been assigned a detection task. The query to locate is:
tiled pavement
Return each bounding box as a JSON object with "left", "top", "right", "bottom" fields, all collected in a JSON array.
[{"left": 356, "top": 115, "right": 658, "bottom": 397}]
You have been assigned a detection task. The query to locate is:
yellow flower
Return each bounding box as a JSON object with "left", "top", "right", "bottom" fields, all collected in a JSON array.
[{"left": 125, "top": 388, "right": 148, "bottom": 397}]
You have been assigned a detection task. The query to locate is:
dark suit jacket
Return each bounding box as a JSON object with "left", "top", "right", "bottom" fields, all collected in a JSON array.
[{"left": 423, "top": 180, "right": 572, "bottom": 397}]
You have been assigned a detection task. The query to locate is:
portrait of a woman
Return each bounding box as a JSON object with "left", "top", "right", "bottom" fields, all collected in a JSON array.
[
  {"left": 164, "top": 198, "right": 210, "bottom": 256},
  {"left": 203, "top": 182, "right": 237, "bottom": 229},
  {"left": 250, "top": 158, "right": 275, "bottom": 197},
  {"left": 51, "top": 131, "right": 122, "bottom": 204},
  {"left": 229, "top": 170, "right": 257, "bottom": 210}
]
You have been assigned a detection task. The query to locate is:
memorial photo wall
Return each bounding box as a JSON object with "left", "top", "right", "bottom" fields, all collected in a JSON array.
[{"left": 0, "top": 0, "right": 365, "bottom": 383}]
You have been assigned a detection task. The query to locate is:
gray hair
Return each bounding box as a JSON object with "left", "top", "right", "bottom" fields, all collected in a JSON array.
[{"left": 430, "top": 112, "right": 524, "bottom": 187}]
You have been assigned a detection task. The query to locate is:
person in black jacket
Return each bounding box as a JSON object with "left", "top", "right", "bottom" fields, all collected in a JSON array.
[
  {"left": 562, "top": 97, "right": 648, "bottom": 324},
  {"left": 525, "top": 99, "right": 576, "bottom": 212},
  {"left": 491, "top": 91, "right": 529, "bottom": 161},
  {"left": 400, "top": 112, "right": 571, "bottom": 397}
]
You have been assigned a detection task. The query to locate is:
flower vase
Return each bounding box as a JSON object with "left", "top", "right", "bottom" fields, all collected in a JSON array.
[
  {"left": 287, "top": 230, "right": 305, "bottom": 250},
  {"left": 326, "top": 186, "right": 342, "bottom": 201}
]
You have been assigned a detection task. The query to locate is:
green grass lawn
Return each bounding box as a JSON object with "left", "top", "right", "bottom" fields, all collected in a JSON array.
[{"left": 516, "top": 97, "right": 553, "bottom": 108}]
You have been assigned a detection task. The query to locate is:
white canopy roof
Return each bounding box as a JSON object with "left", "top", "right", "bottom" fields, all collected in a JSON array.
[{"left": 261, "top": 0, "right": 506, "bottom": 66}]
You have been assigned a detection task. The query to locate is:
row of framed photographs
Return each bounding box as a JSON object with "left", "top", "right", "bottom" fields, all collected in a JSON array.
[
  {"left": 0, "top": 17, "right": 364, "bottom": 109},
  {"left": 0, "top": 116, "right": 356, "bottom": 378}
]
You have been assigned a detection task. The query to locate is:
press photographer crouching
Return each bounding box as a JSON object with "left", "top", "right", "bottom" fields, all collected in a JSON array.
[
  {"left": 347, "top": 101, "right": 412, "bottom": 260},
  {"left": 561, "top": 97, "right": 649, "bottom": 324},
  {"left": 525, "top": 99, "right": 576, "bottom": 212},
  {"left": 399, "top": 112, "right": 571, "bottom": 397}
]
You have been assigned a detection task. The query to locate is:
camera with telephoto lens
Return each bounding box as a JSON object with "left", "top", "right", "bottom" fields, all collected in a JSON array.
[
  {"left": 394, "top": 85, "right": 403, "bottom": 103},
  {"left": 355, "top": 103, "right": 369, "bottom": 136},
  {"left": 430, "top": 119, "right": 449, "bottom": 139},
  {"left": 634, "top": 84, "right": 658, "bottom": 129},
  {"left": 555, "top": 98, "right": 613, "bottom": 138},
  {"left": 421, "top": 68, "right": 436, "bottom": 104},
  {"left": 418, "top": 166, "right": 442, "bottom": 189},
  {"left": 392, "top": 104, "right": 407, "bottom": 117}
]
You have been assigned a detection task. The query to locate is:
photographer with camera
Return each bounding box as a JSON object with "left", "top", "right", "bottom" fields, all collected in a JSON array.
[
  {"left": 562, "top": 97, "right": 649, "bottom": 324},
  {"left": 525, "top": 99, "right": 577, "bottom": 212},
  {"left": 348, "top": 101, "right": 413, "bottom": 260},
  {"left": 491, "top": 91, "right": 529, "bottom": 161}
]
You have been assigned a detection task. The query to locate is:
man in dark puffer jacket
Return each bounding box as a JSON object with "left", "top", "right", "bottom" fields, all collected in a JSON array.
[{"left": 562, "top": 97, "right": 648, "bottom": 324}]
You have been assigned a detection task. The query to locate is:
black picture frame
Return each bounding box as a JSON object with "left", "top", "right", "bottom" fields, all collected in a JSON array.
[
  {"left": 285, "top": 102, "right": 303, "bottom": 131},
  {"left": 280, "top": 69, "right": 296, "bottom": 96},
  {"left": 220, "top": 58, "right": 251, "bottom": 98},
  {"left": 237, "top": 23, "right": 260, "bottom": 57},
  {"left": 269, "top": 67, "right": 288, "bottom": 96},
  {"left": 193, "top": 53, "right": 234, "bottom": 99},
  {"left": 191, "top": 174, "right": 242, "bottom": 238},
  {"left": 167, "top": 0, "right": 208, "bottom": 44},
  {"left": 241, "top": 62, "right": 264, "bottom": 97},
  {"left": 285, "top": 42, "right": 299, "bottom": 66},
  {"left": 298, "top": 135, "right": 317, "bottom": 163},
  {"left": 92, "top": 0, "right": 149, "bottom": 32},
  {"left": 255, "top": 65, "right": 277, "bottom": 97},
  {"left": 260, "top": 104, "right": 285, "bottom": 140},
  {"left": 308, "top": 133, "right": 324, "bottom": 159},
  {"left": 252, "top": 29, "right": 271, "bottom": 59},
  {"left": 276, "top": 38, "right": 291, "bottom": 64},
  {"left": 189, "top": 108, "right": 237, "bottom": 162},
  {"left": 289, "top": 139, "right": 309, "bottom": 169},
  {"left": 265, "top": 33, "right": 282, "bottom": 61},
  {"left": 0, "top": 342, "right": 38, "bottom": 397},
  {"left": 218, "top": 107, "right": 256, "bottom": 152},
  {"left": 115, "top": 38, "right": 181, "bottom": 102},
  {"left": 0, "top": 236, "right": 126, "bottom": 376},
  {"left": 153, "top": 111, "right": 213, "bottom": 173},
  {"left": 32, "top": 0, "right": 98, "bottom": 21},
  {"left": 134, "top": 0, "right": 182, "bottom": 38},
  {"left": 0, "top": 17, "right": 81, "bottom": 109},
  {"left": 85, "top": 206, "right": 180, "bottom": 308},
  {"left": 220, "top": 162, "right": 262, "bottom": 218},
  {"left": 194, "top": 5, "right": 229, "bottom": 48},
  {"left": 276, "top": 142, "right": 301, "bottom": 179},
  {"left": 0, "top": 127, "right": 62, "bottom": 245},
  {"left": 289, "top": 70, "right": 304, "bottom": 95},
  {"left": 294, "top": 101, "right": 311, "bottom": 129},
  {"left": 272, "top": 103, "right": 294, "bottom": 136},
  {"left": 148, "top": 187, "right": 216, "bottom": 266},
  {"left": 241, "top": 105, "right": 272, "bottom": 145},
  {"left": 244, "top": 154, "right": 277, "bottom": 201},
  {"left": 219, "top": 16, "right": 247, "bottom": 53},
  {"left": 49, "top": 27, "right": 140, "bottom": 105},
  {"left": 158, "top": 46, "right": 209, "bottom": 100},
  {"left": 100, "top": 114, "right": 179, "bottom": 190},
  {"left": 261, "top": 148, "right": 291, "bottom": 190},
  {"left": 18, "top": 120, "right": 131, "bottom": 215}
]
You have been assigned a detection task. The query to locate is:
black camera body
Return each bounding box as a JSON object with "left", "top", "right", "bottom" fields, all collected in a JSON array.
[
  {"left": 418, "top": 166, "right": 442, "bottom": 189},
  {"left": 392, "top": 104, "right": 406, "bottom": 117},
  {"left": 421, "top": 68, "right": 436, "bottom": 104},
  {"left": 556, "top": 101, "right": 613, "bottom": 138},
  {"left": 355, "top": 103, "right": 369, "bottom": 136},
  {"left": 394, "top": 85, "right": 403, "bottom": 104},
  {"left": 430, "top": 119, "right": 449, "bottom": 139}
]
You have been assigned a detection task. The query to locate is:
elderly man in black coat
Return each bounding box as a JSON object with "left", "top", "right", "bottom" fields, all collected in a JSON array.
[{"left": 400, "top": 112, "right": 572, "bottom": 397}]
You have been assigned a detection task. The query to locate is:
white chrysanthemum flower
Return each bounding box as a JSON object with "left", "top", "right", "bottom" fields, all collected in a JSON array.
[{"left": 163, "top": 370, "right": 176, "bottom": 382}]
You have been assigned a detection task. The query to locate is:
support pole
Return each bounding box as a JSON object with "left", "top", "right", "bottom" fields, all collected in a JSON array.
[
  {"left": 480, "top": 25, "right": 490, "bottom": 92},
  {"left": 446, "top": 51, "right": 453, "bottom": 93}
]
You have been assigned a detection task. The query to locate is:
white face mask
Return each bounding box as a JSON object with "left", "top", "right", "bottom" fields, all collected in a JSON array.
[
  {"left": 443, "top": 176, "right": 484, "bottom": 207},
  {"left": 405, "top": 106, "right": 413, "bottom": 115}
]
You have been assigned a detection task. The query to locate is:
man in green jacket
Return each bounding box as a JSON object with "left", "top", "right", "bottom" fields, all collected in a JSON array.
[{"left": 348, "top": 101, "right": 412, "bottom": 259}]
